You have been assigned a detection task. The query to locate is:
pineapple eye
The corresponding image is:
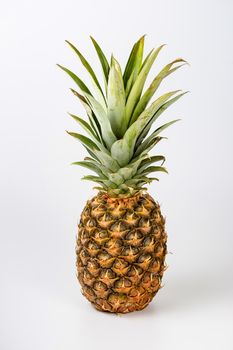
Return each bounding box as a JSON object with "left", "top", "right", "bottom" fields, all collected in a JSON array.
[
  {"left": 114, "top": 278, "right": 132, "bottom": 289},
  {"left": 139, "top": 218, "right": 150, "bottom": 227},
  {"left": 94, "top": 281, "right": 108, "bottom": 291},
  {"left": 149, "top": 259, "right": 161, "bottom": 273},
  {"left": 97, "top": 252, "right": 112, "bottom": 261},
  {"left": 122, "top": 246, "right": 139, "bottom": 256},
  {"left": 82, "top": 286, "right": 95, "bottom": 302},
  {"left": 99, "top": 268, "right": 116, "bottom": 279},
  {"left": 143, "top": 236, "right": 154, "bottom": 246},
  {"left": 110, "top": 221, "right": 127, "bottom": 232},
  {"left": 142, "top": 272, "right": 160, "bottom": 291},
  {"left": 83, "top": 207, "right": 90, "bottom": 216},
  {"left": 78, "top": 249, "right": 89, "bottom": 265},
  {"left": 105, "top": 239, "right": 122, "bottom": 249},
  {"left": 108, "top": 294, "right": 125, "bottom": 306},
  {"left": 93, "top": 230, "right": 109, "bottom": 240},
  {"left": 79, "top": 249, "right": 88, "bottom": 258},
  {"left": 138, "top": 253, "right": 152, "bottom": 263},
  {"left": 127, "top": 265, "right": 143, "bottom": 277},
  {"left": 87, "top": 259, "right": 99, "bottom": 270},
  {"left": 87, "top": 241, "right": 99, "bottom": 250},
  {"left": 125, "top": 230, "right": 142, "bottom": 241},
  {"left": 113, "top": 258, "right": 129, "bottom": 269},
  {"left": 86, "top": 218, "right": 97, "bottom": 227}
]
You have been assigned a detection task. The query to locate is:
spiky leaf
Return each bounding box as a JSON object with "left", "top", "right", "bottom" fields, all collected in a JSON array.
[
  {"left": 85, "top": 94, "right": 117, "bottom": 149},
  {"left": 107, "top": 57, "right": 126, "bottom": 137},
  {"left": 72, "top": 161, "right": 107, "bottom": 177},
  {"left": 136, "top": 166, "right": 168, "bottom": 177},
  {"left": 132, "top": 59, "right": 187, "bottom": 121},
  {"left": 57, "top": 64, "right": 91, "bottom": 95},
  {"left": 68, "top": 113, "right": 97, "bottom": 138},
  {"left": 137, "top": 155, "right": 165, "bottom": 172},
  {"left": 125, "top": 45, "right": 164, "bottom": 125},
  {"left": 90, "top": 36, "right": 110, "bottom": 85},
  {"left": 136, "top": 92, "right": 187, "bottom": 147},
  {"left": 82, "top": 175, "right": 108, "bottom": 188},
  {"left": 66, "top": 131, "right": 100, "bottom": 151},
  {"left": 111, "top": 91, "right": 179, "bottom": 166},
  {"left": 70, "top": 89, "right": 102, "bottom": 142},
  {"left": 65, "top": 40, "right": 106, "bottom": 108},
  {"left": 123, "top": 35, "right": 145, "bottom": 96},
  {"left": 135, "top": 119, "right": 180, "bottom": 156}
]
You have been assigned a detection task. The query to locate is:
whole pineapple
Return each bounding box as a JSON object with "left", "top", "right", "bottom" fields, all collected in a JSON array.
[{"left": 58, "top": 36, "right": 186, "bottom": 313}]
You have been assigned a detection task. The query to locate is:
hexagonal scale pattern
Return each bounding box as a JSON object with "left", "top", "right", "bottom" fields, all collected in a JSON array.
[{"left": 76, "top": 192, "right": 167, "bottom": 313}]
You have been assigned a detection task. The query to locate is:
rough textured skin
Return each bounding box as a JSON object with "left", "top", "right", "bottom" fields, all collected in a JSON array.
[{"left": 76, "top": 191, "right": 167, "bottom": 313}]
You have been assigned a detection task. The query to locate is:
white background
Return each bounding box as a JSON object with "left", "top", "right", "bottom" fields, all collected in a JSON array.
[{"left": 1, "top": 0, "right": 233, "bottom": 349}]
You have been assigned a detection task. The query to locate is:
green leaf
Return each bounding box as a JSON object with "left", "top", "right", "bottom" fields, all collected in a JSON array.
[
  {"left": 134, "top": 138, "right": 164, "bottom": 164},
  {"left": 123, "top": 35, "right": 145, "bottom": 94},
  {"left": 66, "top": 131, "right": 100, "bottom": 151},
  {"left": 84, "top": 156, "right": 98, "bottom": 162},
  {"left": 108, "top": 172, "right": 124, "bottom": 186},
  {"left": 136, "top": 91, "right": 187, "bottom": 147},
  {"left": 68, "top": 113, "right": 97, "bottom": 138},
  {"left": 110, "top": 139, "right": 131, "bottom": 167},
  {"left": 111, "top": 91, "right": 179, "bottom": 166},
  {"left": 72, "top": 161, "right": 107, "bottom": 177},
  {"left": 65, "top": 41, "right": 107, "bottom": 109},
  {"left": 124, "top": 178, "right": 145, "bottom": 186},
  {"left": 66, "top": 40, "right": 103, "bottom": 91},
  {"left": 140, "top": 48, "right": 154, "bottom": 70},
  {"left": 68, "top": 113, "right": 110, "bottom": 153},
  {"left": 82, "top": 147, "right": 98, "bottom": 161},
  {"left": 85, "top": 94, "right": 117, "bottom": 149},
  {"left": 83, "top": 157, "right": 110, "bottom": 177},
  {"left": 57, "top": 64, "right": 91, "bottom": 95},
  {"left": 132, "top": 58, "right": 187, "bottom": 121},
  {"left": 67, "top": 132, "right": 117, "bottom": 171},
  {"left": 136, "top": 165, "right": 168, "bottom": 177},
  {"left": 135, "top": 119, "right": 180, "bottom": 156},
  {"left": 125, "top": 45, "right": 165, "bottom": 126},
  {"left": 125, "top": 176, "right": 159, "bottom": 186},
  {"left": 138, "top": 155, "right": 165, "bottom": 173},
  {"left": 82, "top": 175, "right": 108, "bottom": 188},
  {"left": 93, "top": 186, "right": 106, "bottom": 191},
  {"left": 70, "top": 89, "right": 102, "bottom": 142},
  {"left": 70, "top": 88, "right": 86, "bottom": 103},
  {"left": 117, "top": 167, "right": 135, "bottom": 180},
  {"left": 94, "top": 150, "right": 120, "bottom": 172},
  {"left": 90, "top": 36, "right": 110, "bottom": 85},
  {"left": 107, "top": 56, "right": 126, "bottom": 138},
  {"left": 147, "top": 177, "right": 160, "bottom": 183},
  {"left": 125, "top": 73, "right": 135, "bottom": 99},
  {"left": 74, "top": 151, "right": 118, "bottom": 175},
  {"left": 117, "top": 157, "right": 145, "bottom": 180},
  {"left": 102, "top": 179, "right": 119, "bottom": 189}
]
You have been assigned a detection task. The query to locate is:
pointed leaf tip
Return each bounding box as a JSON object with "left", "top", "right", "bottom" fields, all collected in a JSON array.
[{"left": 90, "top": 36, "right": 110, "bottom": 83}]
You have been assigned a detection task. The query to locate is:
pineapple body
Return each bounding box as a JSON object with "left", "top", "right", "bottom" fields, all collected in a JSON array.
[{"left": 76, "top": 191, "right": 167, "bottom": 313}]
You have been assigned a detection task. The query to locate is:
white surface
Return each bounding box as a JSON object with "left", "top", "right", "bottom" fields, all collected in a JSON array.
[{"left": 1, "top": 0, "right": 233, "bottom": 349}]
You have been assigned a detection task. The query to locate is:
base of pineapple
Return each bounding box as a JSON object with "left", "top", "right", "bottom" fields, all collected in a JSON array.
[
  {"left": 85, "top": 285, "right": 162, "bottom": 314},
  {"left": 76, "top": 191, "right": 167, "bottom": 314}
]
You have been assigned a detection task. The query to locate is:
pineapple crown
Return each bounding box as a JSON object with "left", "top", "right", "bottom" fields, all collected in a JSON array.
[{"left": 58, "top": 36, "right": 188, "bottom": 197}]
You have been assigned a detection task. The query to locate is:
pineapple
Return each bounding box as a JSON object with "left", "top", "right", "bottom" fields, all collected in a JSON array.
[{"left": 58, "top": 36, "right": 187, "bottom": 313}]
